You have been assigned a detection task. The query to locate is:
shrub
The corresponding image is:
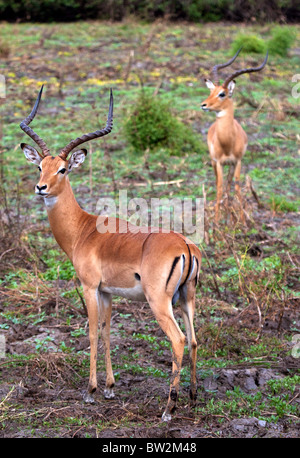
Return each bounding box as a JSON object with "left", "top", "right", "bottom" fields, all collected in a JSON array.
[
  {"left": 124, "top": 90, "right": 204, "bottom": 156},
  {"left": 232, "top": 34, "right": 267, "bottom": 54},
  {"left": 268, "top": 26, "right": 296, "bottom": 57}
]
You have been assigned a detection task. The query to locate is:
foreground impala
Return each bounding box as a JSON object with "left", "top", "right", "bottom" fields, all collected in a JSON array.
[
  {"left": 201, "top": 49, "right": 268, "bottom": 222},
  {"left": 20, "top": 86, "right": 201, "bottom": 421}
]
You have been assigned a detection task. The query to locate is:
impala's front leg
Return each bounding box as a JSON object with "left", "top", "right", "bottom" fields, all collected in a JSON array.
[
  {"left": 98, "top": 291, "right": 115, "bottom": 399},
  {"left": 82, "top": 285, "right": 99, "bottom": 403}
]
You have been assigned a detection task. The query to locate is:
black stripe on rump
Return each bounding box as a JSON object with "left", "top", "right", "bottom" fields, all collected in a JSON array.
[
  {"left": 181, "top": 242, "right": 192, "bottom": 287},
  {"left": 172, "top": 254, "right": 185, "bottom": 305},
  {"left": 166, "top": 256, "right": 180, "bottom": 289}
]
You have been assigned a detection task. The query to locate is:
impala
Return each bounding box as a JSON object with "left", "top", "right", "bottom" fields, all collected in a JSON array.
[
  {"left": 201, "top": 49, "right": 268, "bottom": 222},
  {"left": 20, "top": 86, "right": 201, "bottom": 421}
]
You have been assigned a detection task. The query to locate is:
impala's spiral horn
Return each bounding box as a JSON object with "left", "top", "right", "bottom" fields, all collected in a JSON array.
[
  {"left": 59, "top": 89, "right": 114, "bottom": 161},
  {"left": 20, "top": 85, "right": 50, "bottom": 157}
]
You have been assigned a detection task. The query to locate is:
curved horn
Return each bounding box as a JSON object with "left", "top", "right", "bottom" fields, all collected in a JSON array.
[
  {"left": 211, "top": 48, "right": 242, "bottom": 84},
  {"left": 20, "top": 85, "right": 50, "bottom": 157},
  {"left": 223, "top": 51, "right": 268, "bottom": 88},
  {"left": 59, "top": 89, "right": 114, "bottom": 161}
]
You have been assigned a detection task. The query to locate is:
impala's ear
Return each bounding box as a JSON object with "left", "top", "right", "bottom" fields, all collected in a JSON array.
[
  {"left": 227, "top": 80, "right": 236, "bottom": 97},
  {"left": 21, "top": 143, "right": 42, "bottom": 165},
  {"left": 205, "top": 79, "right": 215, "bottom": 91},
  {"left": 68, "top": 149, "right": 87, "bottom": 172}
]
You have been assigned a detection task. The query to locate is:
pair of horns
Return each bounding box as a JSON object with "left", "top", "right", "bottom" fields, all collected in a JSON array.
[
  {"left": 211, "top": 48, "right": 268, "bottom": 87},
  {"left": 20, "top": 86, "right": 113, "bottom": 160}
]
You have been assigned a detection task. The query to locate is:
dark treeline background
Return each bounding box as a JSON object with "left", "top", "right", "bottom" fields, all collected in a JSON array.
[{"left": 0, "top": 0, "right": 299, "bottom": 23}]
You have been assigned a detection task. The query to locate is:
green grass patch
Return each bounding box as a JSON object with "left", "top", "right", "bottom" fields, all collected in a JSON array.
[
  {"left": 268, "top": 194, "right": 299, "bottom": 213},
  {"left": 197, "top": 376, "right": 300, "bottom": 423}
]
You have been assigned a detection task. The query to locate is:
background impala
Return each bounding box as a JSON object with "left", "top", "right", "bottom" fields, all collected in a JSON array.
[{"left": 201, "top": 50, "right": 268, "bottom": 222}]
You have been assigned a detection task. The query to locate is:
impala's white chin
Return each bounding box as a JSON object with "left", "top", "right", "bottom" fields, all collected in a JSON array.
[
  {"left": 35, "top": 189, "right": 48, "bottom": 197},
  {"left": 44, "top": 195, "right": 57, "bottom": 209}
]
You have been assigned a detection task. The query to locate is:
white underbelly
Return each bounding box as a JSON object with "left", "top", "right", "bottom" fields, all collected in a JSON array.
[{"left": 101, "top": 283, "right": 146, "bottom": 302}]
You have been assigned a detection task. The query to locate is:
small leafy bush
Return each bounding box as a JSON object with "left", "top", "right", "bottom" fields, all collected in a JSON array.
[
  {"left": 124, "top": 90, "right": 204, "bottom": 156},
  {"left": 232, "top": 27, "right": 296, "bottom": 59},
  {"left": 268, "top": 26, "right": 296, "bottom": 57},
  {"left": 232, "top": 34, "right": 267, "bottom": 54}
]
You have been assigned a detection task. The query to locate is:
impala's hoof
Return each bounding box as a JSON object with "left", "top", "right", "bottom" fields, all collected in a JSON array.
[
  {"left": 83, "top": 390, "right": 95, "bottom": 404},
  {"left": 104, "top": 388, "right": 115, "bottom": 399},
  {"left": 189, "top": 387, "right": 198, "bottom": 407},
  {"left": 161, "top": 411, "right": 172, "bottom": 422}
]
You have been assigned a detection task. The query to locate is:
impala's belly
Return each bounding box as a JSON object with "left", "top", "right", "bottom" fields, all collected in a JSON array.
[{"left": 101, "top": 283, "right": 146, "bottom": 302}]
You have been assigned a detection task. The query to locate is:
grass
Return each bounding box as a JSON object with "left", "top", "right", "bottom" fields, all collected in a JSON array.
[
  {"left": 197, "top": 380, "right": 299, "bottom": 422},
  {"left": 268, "top": 194, "right": 299, "bottom": 213}
]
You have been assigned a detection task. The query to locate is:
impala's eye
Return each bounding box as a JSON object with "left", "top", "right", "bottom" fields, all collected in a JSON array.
[
  {"left": 219, "top": 92, "right": 226, "bottom": 98},
  {"left": 59, "top": 168, "right": 66, "bottom": 174},
  {"left": 38, "top": 166, "right": 41, "bottom": 172}
]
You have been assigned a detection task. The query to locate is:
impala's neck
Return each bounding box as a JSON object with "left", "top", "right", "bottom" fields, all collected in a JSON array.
[
  {"left": 44, "top": 177, "right": 86, "bottom": 261},
  {"left": 215, "top": 99, "right": 236, "bottom": 147}
]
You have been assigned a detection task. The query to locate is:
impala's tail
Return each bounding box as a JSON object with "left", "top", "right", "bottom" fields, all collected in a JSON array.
[
  {"left": 166, "top": 254, "right": 186, "bottom": 305},
  {"left": 166, "top": 242, "right": 201, "bottom": 306}
]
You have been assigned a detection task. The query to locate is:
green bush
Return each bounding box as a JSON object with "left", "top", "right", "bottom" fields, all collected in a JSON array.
[
  {"left": 232, "top": 34, "right": 267, "bottom": 54},
  {"left": 124, "top": 90, "right": 204, "bottom": 156},
  {"left": 232, "top": 27, "right": 296, "bottom": 58},
  {"left": 268, "top": 26, "right": 296, "bottom": 56}
]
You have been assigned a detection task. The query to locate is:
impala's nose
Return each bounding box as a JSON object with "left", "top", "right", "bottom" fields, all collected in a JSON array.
[
  {"left": 201, "top": 102, "right": 207, "bottom": 109},
  {"left": 36, "top": 184, "right": 47, "bottom": 194},
  {"left": 37, "top": 184, "right": 47, "bottom": 191}
]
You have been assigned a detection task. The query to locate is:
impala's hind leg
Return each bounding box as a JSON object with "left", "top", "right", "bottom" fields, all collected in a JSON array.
[
  {"left": 148, "top": 296, "right": 186, "bottom": 422},
  {"left": 226, "top": 163, "right": 235, "bottom": 196},
  {"left": 141, "top": 244, "right": 192, "bottom": 421},
  {"left": 179, "top": 282, "right": 198, "bottom": 406},
  {"left": 226, "top": 164, "right": 235, "bottom": 218}
]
